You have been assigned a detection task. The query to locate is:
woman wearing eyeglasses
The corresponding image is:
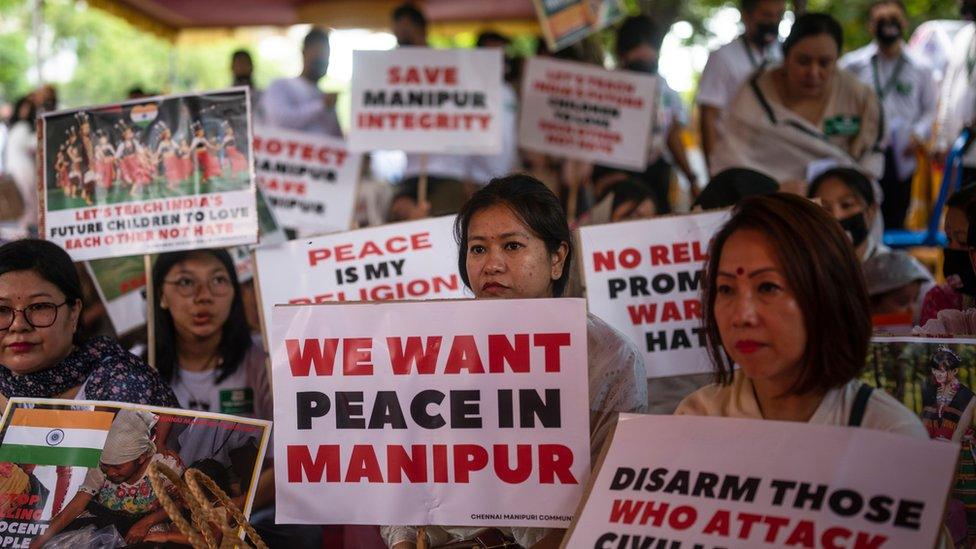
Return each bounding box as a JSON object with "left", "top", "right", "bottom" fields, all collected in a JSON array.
[
  {"left": 0, "top": 239, "right": 177, "bottom": 408},
  {"left": 151, "top": 248, "right": 268, "bottom": 417}
]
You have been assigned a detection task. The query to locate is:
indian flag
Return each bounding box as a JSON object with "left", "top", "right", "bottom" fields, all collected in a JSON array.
[
  {"left": 0, "top": 408, "right": 114, "bottom": 468},
  {"left": 130, "top": 104, "right": 158, "bottom": 127}
]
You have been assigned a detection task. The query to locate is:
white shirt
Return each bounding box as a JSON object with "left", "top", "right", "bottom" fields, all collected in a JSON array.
[
  {"left": 261, "top": 76, "right": 343, "bottom": 137},
  {"left": 935, "top": 23, "right": 976, "bottom": 167},
  {"left": 697, "top": 35, "right": 783, "bottom": 110},
  {"left": 840, "top": 42, "right": 938, "bottom": 176},
  {"left": 1, "top": 121, "right": 36, "bottom": 235},
  {"left": 464, "top": 83, "right": 519, "bottom": 185},
  {"left": 676, "top": 370, "right": 928, "bottom": 439}
]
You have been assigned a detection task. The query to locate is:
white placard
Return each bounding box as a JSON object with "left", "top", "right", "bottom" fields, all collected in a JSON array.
[
  {"left": 578, "top": 210, "right": 730, "bottom": 378},
  {"left": 564, "top": 414, "right": 956, "bottom": 549},
  {"left": 519, "top": 57, "right": 656, "bottom": 170},
  {"left": 349, "top": 48, "right": 504, "bottom": 154},
  {"left": 271, "top": 299, "right": 591, "bottom": 527},
  {"left": 253, "top": 126, "right": 361, "bottom": 232}
]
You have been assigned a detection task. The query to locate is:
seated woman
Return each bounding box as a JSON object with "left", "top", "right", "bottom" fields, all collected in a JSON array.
[
  {"left": 578, "top": 179, "right": 660, "bottom": 226},
  {"left": 864, "top": 251, "right": 932, "bottom": 325},
  {"left": 808, "top": 167, "right": 883, "bottom": 260},
  {"left": 710, "top": 13, "right": 884, "bottom": 189},
  {"left": 30, "top": 410, "right": 184, "bottom": 547},
  {"left": 675, "top": 193, "right": 924, "bottom": 435},
  {"left": 0, "top": 239, "right": 176, "bottom": 407},
  {"left": 919, "top": 186, "right": 976, "bottom": 326},
  {"left": 382, "top": 174, "right": 648, "bottom": 549}
]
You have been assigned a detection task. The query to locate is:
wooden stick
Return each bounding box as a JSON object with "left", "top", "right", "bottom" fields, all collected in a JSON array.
[
  {"left": 144, "top": 254, "right": 156, "bottom": 369},
  {"left": 417, "top": 153, "right": 429, "bottom": 206}
]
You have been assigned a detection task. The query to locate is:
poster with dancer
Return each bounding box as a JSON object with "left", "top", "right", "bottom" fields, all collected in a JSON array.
[
  {"left": 0, "top": 398, "right": 270, "bottom": 547},
  {"left": 868, "top": 336, "right": 976, "bottom": 545},
  {"left": 39, "top": 89, "right": 259, "bottom": 262}
]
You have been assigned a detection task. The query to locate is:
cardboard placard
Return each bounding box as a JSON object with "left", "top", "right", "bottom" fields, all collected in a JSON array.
[
  {"left": 39, "top": 89, "right": 258, "bottom": 261},
  {"left": 532, "top": 0, "right": 627, "bottom": 52},
  {"left": 563, "top": 414, "right": 956, "bottom": 549},
  {"left": 349, "top": 48, "right": 504, "bottom": 154},
  {"left": 577, "top": 210, "right": 730, "bottom": 378},
  {"left": 518, "top": 57, "right": 656, "bottom": 170},
  {"left": 253, "top": 126, "right": 361, "bottom": 233},
  {"left": 0, "top": 398, "right": 271, "bottom": 547},
  {"left": 271, "top": 298, "right": 591, "bottom": 527}
]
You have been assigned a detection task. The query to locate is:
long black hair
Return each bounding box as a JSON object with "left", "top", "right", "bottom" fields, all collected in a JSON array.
[
  {"left": 455, "top": 174, "right": 573, "bottom": 297},
  {"left": 152, "top": 249, "right": 251, "bottom": 383}
]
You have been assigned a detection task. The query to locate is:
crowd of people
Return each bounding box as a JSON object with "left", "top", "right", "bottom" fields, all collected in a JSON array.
[{"left": 0, "top": 0, "right": 972, "bottom": 547}]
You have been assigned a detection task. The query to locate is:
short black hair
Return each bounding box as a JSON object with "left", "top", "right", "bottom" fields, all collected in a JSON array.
[
  {"left": 783, "top": 13, "right": 843, "bottom": 56},
  {"left": 303, "top": 27, "right": 330, "bottom": 51},
  {"left": 0, "top": 239, "right": 83, "bottom": 337},
  {"left": 392, "top": 3, "right": 427, "bottom": 29},
  {"left": 231, "top": 49, "right": 252, "bottom": 62},
  {"left": 608, "top": 179, "right": 659, "bottom": 214},
  {"left": 455, "top": 174, "right": 573, "bottom": 297},
  {"left": 0, "top": 239, "right": 83, "bottom": 305},
  {"left": 152, "top": 249, "right": 252, "bottom": 385},
  {"left": 947, "top": 185, "right": 976, "bottom": 209},
  {"left": 808, "top": 167, "right": 876, "bottom": 207},
  {"left": 868, "top": 0, "right": 907, "bottom": 17},
  {"left": 615, "top": 15, "right": 662, "bottom": 56},
  {"left": 476, "top": 30, "right": 510, "bottom": 48},
  {"left": 693, "top": 168, "right": 779, "bottom": 210}
]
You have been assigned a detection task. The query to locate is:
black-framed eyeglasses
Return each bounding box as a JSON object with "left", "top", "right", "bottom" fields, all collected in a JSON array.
[
  {"left": 164, "top": 275, "right": 233, "bottom": 298},
  {"left": 0, "top": 302, "right": 69, "bottom": 330}
]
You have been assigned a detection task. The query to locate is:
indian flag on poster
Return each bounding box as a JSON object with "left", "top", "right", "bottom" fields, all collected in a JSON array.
[{"left": 0, "top": 408, "right": 114, "bottom": 468}]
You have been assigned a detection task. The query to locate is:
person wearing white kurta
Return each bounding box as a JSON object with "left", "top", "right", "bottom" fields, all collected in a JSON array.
[
  {"left": 839, "top": 2, "right": 938, "bottom": 229},
  {"left": 934, "top": 14, "right": 976, "bottom": 183},
  {"left": 697, "top": 0, "right": 786, "bottom": 172},
  {"left": 260, "top": 28, "right": 342, "bottom": 138}
]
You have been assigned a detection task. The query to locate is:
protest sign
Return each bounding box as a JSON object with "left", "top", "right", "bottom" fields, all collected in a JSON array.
[
  {"left": 532, "top": 0, "right": 626, "bottom": 52},
  {"left": 85, "top": 256, "right": 147, "bottom": 335},
  {"left": 253, "top": 126, "right": 361, "bottom": 233},
  {"left": 563, "top": 414, "right": 956, "bottom": 549},
  {"left": 270, "top": 298, "right": 590, "bottom": 526},
  {"left": 349, "top": 48, "right": 504, "bottom": 154},
  {"left": 254, "top": 215, "right": 469, "bottom": 344},
  {"left": 519, "top": 56, "right": 656, "bottom": 170},
  {"left": 0, "top": 398, "right": 271, "bottom": 547},
  {"left": 578, "top": 210, "right": 729, "bottom": 378},
  {"left": 39, "top": 89, "right": 258, "bottom": 261}
]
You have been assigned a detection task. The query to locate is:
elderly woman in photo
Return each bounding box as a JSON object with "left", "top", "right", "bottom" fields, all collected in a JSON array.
[{"left": 30, "top": 410, "right": 184, "bottom": 547}]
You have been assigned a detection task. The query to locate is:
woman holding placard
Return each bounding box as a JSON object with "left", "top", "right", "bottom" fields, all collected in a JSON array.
[
  {"left": 382, "top": 174, "right": 648, "bottom": 549},
  {"left": 675, "top": 193, "right": 924, "bottom": 434},
  {"left": 0, "top": 239, "right": 177, "bottom": 408}
]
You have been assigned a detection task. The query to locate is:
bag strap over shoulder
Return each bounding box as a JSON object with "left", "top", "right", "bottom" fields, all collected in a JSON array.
[{"left": 848, "top": 383, "right": 874, "bottom": 427}]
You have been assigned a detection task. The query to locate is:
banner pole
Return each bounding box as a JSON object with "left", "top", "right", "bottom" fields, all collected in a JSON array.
[
  {"left": 144, "top": 254, "right": 156, "bottom": 369},
  {"left": 417, "top": 153, "right": 429, "bottom": 207}
]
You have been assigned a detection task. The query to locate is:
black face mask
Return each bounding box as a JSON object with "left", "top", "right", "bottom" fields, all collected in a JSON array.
[
  {"left": 839, "top": 213, "right": 869, "bottom": 248},
  {"left": 944, "top": 248, "right": 976, "bottom": 296},
  {"left": 752, "top": 23, "right": 780, "bottom": 46},
  {"left": 874, "top": 18, "right": 903, "bottom": 45},
  {"left": 623, "top": 60, "right": 658, "bottom": 74},
  {"left": 963, "top": 0, "right": 976, "bottom": 21}
]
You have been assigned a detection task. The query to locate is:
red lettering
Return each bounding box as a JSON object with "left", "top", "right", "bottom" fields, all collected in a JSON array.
[
  {"left": 488, "top": 334, "right": 529, "bottom": 373},
  {"left": 386, "top": 445, "right": 428, "bottom": 483},
  {"left": 343, "top": 338, "right": 373, "bottom": 375},
  {"left": 287, "top": 445, "right": 339, "bottom": 482},
  {"left": 627, "top": 303, "right": 657, "bottom": 325},
  {"left": 386, "top": 236, "right": 408, "bottom": 253},
  {"left": 411, "top": 232, "right": 432, "bottom": 250},
  {"left": 737, "top": 513, "right": 763, "bottom": 539},
  {"left": 444, "top": 335, "right": 485, "bottom": 374},
  {"left": 286, "top": 339, "right": 339, "bottom": 376},
  {"left": 453, "top": 444, "right": 489, "bottom": 483},
  {"left": 493, "top": 445, "right": 533, "bottom": 484},
  {"left": 854, "top": 533, "right": 887, "bottom": 549},
  {"left": 822, "top": 527, "right": 852, "bottom": 549},
  {"left": 593, "top": 251, "right": 616, "bottom": 272},
  {"left": 538, "top": 444, "right": 577, "bottom": 484},
  {"left": 387, "top": 336, "right": 442, "bottom": 375},
  {"left": 784, "top": 519, "right": 815, "bottom": 547},
  {"left": 702, "top": 509, "right": 730, "bottom": 536},
  {"left": 345, "top": 445, "right": 383, "bottom": 482},
  {"left": 609, "top": 499, "right": 643, "bottom": 525},
  {"left": 534, "top": 333, "right": 570, "bottom": 373}
]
